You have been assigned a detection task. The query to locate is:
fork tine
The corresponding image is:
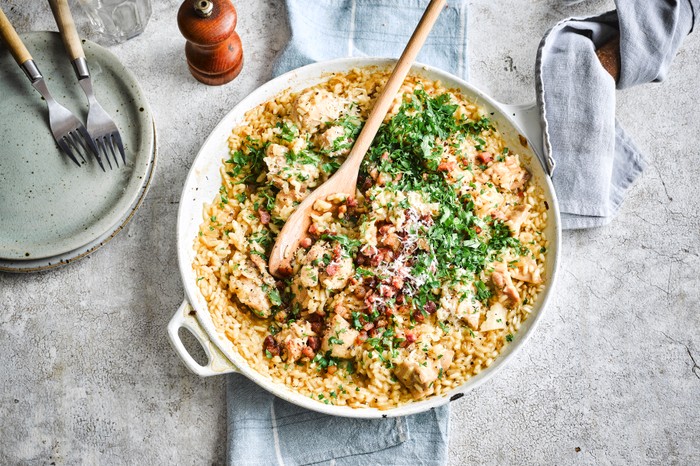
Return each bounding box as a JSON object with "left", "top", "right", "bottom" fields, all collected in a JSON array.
[
  {"left": 66, "top": 133, "right": 87, "bottom": 164},
  {"left": 77, "top": 126, "right": 103, "bottom": 170},
  {"left": 113, "top": 132, "right": 126, "bottom": 164},
  {"left": 98, "top": 137, "right": 113, "bottom": 170},
  {"left": 107, "top": 135, "right": 119, "bottom": 168},
  {"left": 82, "top": 135, "right": 105, "bottom": 171},
  {"left": 57, "top": 138, "right": 81, "bottom": 167},
  {"left": 69, "top": 132, "right": 90, "bottom": 164}
]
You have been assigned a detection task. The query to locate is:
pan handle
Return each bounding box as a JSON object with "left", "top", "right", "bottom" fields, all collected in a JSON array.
[
  {"left": 496, "top": 100, "right": 555, "bottom": 177},
  {"left": 168, "top": 299, "right": 239, "bottom": 377}
]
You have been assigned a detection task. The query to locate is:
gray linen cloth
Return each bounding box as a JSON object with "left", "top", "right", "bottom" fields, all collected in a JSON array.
[
  {"left": 537, "top": 0, "right": 698, "bottom": 229},
  {"left": 228, "top": 2, "right": 467, "bottom": 465}
]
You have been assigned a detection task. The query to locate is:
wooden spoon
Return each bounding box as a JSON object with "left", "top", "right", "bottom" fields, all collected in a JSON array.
[{"left": 268, "top": 0, "right": 447, "bottom": 277}]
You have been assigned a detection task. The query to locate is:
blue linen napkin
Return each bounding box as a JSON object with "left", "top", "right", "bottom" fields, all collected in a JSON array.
[
  {"left": 228, "top": 2, "right": 467, "bottom": 465},
  {"left": 536, "top": 0, "right": 698, "bottom": 229}
]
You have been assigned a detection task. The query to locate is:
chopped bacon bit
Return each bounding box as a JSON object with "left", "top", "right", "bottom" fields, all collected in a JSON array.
[
  {"left": 325, "top": 263, "right": 340, "bottom": 277},
  {"left": 300, "top": 237, "right": 312, "bottom": 248},
  {"left": 263, "top": 335, "right": 280, "bottom": 356},
  {"left": 477, "top": 151, "right": 493, "bottom": 164},
  {"left": 424, "top": 301, "right": 437, "bottom": 314},
  {"left": 332, "top": 243, "right": 342, "bottom": 259},
  {"left": 307, "top": 314, "right": 324, "bottom": 334},
  {"left": 474, "top": 225, "right": 482, "bottom": 234},
  {"left": 376, "top": 319, "right": 387, "bottom": 328},
  {"left": 307, "top": 336, "right": 321, "bottom": 351},
  {"left": 301, "top": 346, "right": 315, "bottom": 359},
  {"left": 370, "top": 254, "right": 383, "bottom": 267},
  {"left": 412, "top": 310, "right": 425, "bottom": 322},
  {"left": 391, "top": 276, "right": 404, "bottom": 290},
  {"left": 308, "top": 223, "right": 319, "bottom": 236},
  {"left": 437, "top": 161, "right": 456, "bottom": 172},
  {"left": 346, "top": 196, "right": 358, "bottom": 208},
  {"left": 258, "top": 208, "right": 271, "bottom": 225},
  {"left": 380, "top": 284, "right": 396, "bottom": 298},
  {"left": 378, "top": 223, "right": 393, "bottom": 235},
  {"left": 396, "top": 294, "right": 405, "bottom": 305},
  {"left": 362, "top": 322, "right": 375, "bottom": 332},
  {"left": 403, "top": 331, "right": 417, "bottom": 347},
  {"left": 358, "top": 330, "right": 368, "bottom": 342}
]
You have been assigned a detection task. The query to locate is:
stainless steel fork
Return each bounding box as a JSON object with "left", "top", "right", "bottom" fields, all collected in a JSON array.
[
  {"left": 0, "top": 7, "right": 98, "bottom": 167},
  {"left": 49, "top": 0, "right": 126, "bottom": 171}
]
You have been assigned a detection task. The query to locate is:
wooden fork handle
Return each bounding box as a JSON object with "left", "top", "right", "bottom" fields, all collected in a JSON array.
[
  {"left": 48, "top": 0, "right": 85, "bottom": 61},
  {"left": 0, "top": 7, "right": 32, "bottom": 65}
]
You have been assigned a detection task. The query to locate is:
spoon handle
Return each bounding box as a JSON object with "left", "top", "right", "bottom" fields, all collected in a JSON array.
[
  {"left": 269, "top": 0, "right": 446, "bottom": 277},
  {"left": 341, "top": 0, "right": 447, "bottom": 176}
]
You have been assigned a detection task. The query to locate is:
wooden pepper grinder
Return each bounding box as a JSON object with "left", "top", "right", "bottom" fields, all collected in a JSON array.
[{"left": 178, "top": 0, "right": 243, "bottom": 85}]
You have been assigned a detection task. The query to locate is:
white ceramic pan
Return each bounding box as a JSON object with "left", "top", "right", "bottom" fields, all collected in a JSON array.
[{"left": 168, "top": 58, "right": 561, "bottom": 418}]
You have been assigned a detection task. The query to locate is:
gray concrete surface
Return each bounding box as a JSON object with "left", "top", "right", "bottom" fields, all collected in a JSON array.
[{"left": 1, "top": 0, "right": 698, "bottom": 464}]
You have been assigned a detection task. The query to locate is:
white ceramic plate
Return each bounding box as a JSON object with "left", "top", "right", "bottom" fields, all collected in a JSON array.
[
  {"left": 0, "top": 32, "right": 154, "bottom": 266},
  {"left": 169, "top": 58, "right": 561, "bottom": 418}
]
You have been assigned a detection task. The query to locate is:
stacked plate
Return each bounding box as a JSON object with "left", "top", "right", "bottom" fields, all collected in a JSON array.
[{"left": 0, "top": 32, "right": 156, "bottom": 272}]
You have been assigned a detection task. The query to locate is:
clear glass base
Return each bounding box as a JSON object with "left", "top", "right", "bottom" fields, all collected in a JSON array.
[{"left": 76, "top": 0, "right": 152, "bottom": 46}]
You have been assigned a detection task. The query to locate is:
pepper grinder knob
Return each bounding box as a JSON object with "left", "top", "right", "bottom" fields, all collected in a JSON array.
[{"left": 177, "top": 0, "right": 244, "bottom": 86}]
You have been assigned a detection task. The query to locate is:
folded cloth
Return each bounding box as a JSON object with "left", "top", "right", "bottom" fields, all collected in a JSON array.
[
  {"left": 536, "top": 0, "right": 698, "bottom": 229},
  {"left": 228, "top": 2, "right": 467, "bottom": 465},
  {"left": 272, "top": 0, "right": 469, "bottom": 79},
  {"left": 227, "top": 375, "right": 449, "bottom": 466}
]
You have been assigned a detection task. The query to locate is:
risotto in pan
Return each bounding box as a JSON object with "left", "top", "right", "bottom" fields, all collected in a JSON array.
[{"left": 193, "top": 68, "right": 548, "bottom": 409}]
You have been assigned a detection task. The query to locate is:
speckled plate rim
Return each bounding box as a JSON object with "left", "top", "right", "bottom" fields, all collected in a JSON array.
[
  {"left": 0, "top": 31, "right": 154, "bottom": 261},
  {"left": 0, "top": 120, "right": 157, "bottom": 273}
]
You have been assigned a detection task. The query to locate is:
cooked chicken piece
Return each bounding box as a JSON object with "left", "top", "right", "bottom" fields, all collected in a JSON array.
[
  {"left": 291, "top": 89, "right": 346, "bottom": 130},
  {"left": 264, "top": 144, "right": 289, "bottom": 187},
  {"left": 230, "top": 276, "right": 272, "bottom": 318},
  {"left": 491, "top": 264, "right": 520, "bottom": 302},
  {"left": 474, "top": 186, "right": 504, "bottom": 218},
  {"left": 394, "top": 360, "right": 438, "bottom": 395},
  {"left": 275, "top": 321, "right": 314, "bottom": 363},
  {"left": 394, "top": 349, "right": 454, "bottom": 395},
  {"left": 321, "top": 314, "right": 359, "bottom": 358},
  {"left": 509, "top": 256, "right": 543, "bottom": 284},
  {"left": 480, "top": 302, "right": 508, "bottom": 332},
  {"left": 318, "top": 125, "right": 348, "bottom": 155},
  {"left": 264, "top": 142, "right": 321, "bottom": 191},
  {"left": 272, "top": 189, "right": 307, "bottom": 222},
  {"left": 456, "top": 298, "right": 481, "bottom": 330},
  {"left": 484, "top": 155, "right": 530, "bottom": 191},
  {"left": 320, "top": 256, "right": 354, "bottom": 290},
  {"left": 291, "top": 243, "right": 329, "bottom": 312},
  {"left": 439, "top": 285, "right": 482, "bottom": 330},
  {"left": 505, "top": 205, "right": 530, "bottom": 236},
  {"left": 249, "top": 252, "right": 269, "bottom": 275},
  {"left": 379, "top": 231, "right": 402, "bottom": 252}
]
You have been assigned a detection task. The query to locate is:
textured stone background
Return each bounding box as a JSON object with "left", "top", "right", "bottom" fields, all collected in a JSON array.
[{"left": 1, "top": 0, "right": 699, "bottom": 464}]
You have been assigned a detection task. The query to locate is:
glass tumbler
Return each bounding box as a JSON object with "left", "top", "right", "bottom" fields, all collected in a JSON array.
[{"left": 76, "top": 0, "right": 152, "bottom": 45}]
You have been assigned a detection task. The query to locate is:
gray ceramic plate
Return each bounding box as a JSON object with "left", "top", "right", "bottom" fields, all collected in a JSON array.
[{"left": 0, "top": 31, "right": 154, "bottom": 264}]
